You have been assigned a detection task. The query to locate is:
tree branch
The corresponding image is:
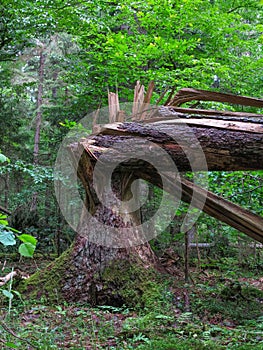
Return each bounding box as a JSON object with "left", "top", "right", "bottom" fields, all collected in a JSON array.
[{"left": 0, "top": 205, "right": 11, "bottom": 215}]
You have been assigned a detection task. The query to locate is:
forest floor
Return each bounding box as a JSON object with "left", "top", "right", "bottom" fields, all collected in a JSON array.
[{"left": 0, "top": 253, "right": 262, "bottom": 349}]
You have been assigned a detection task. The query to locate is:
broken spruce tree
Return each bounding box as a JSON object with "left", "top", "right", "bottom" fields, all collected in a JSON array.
[{"left": 20, "top": 85, "right": 263, "bottom": 305}]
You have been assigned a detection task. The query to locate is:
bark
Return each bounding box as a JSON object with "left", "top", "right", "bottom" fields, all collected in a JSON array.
[
  {"left": 20, "top": 151, "right": 162, "bottom": 306},
  {"left": 31, "top": 48, "right": 45, "bottom": 212},
  {"left": 0, "top": 205, "right": 11, "bottom": 215},
  {"left": 184, "top": 229, "right": 190, "bottom": 283},
  {"left": 20, "top": 90, "right": 263, "bottom": 305},
  {"left": 33, "top": 49, "right": 45, "bottom": 165},
  {"left": 77, "top": 116, "right": 263, "bottom": 242},
  {"left": 4, "top": 173, "right": 9, "bottom": 209},
  {"left": 167, "top": 87, "right": 263, "bottom": 108},
  {"left": 87, "top": 117, "right": 263, "bottom": 172},
  {"left": 146, "top": 174, "right": 263, "bottom": 243}
]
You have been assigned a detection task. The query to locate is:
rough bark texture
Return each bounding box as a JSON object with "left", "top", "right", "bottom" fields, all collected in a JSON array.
[
  {"left": 19, "top": 153, "right": 162, "bottom": 306},
  {"left": 90, "top": 119, "right": 263, "bottom": 172},
  {"left": 143, "top": 174, "right": 263, "bottom": 243},
  {"left": 76, "top": 115, "right": 263, "bottom": 243},
  {"left": 20, "top": 89, "right": 263, "bottom": 305},
  {"left": 33, "top": 49, "right": 45, "bottom": 165}
]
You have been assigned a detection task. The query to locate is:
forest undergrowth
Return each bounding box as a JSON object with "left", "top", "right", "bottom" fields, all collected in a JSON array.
[{"left": 0, "top": 253, "right": 262, "bottom": 350}]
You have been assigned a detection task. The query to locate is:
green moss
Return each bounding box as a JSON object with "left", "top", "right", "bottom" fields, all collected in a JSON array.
[
  {"left": 101, "top": 259, "right": 170, "bottom": 309},
  {"left": 17, "top": 247, "right": 72, "bottom": 304},
  {"left": 16, "top": 248, "right": 172, "bottom": 309}
]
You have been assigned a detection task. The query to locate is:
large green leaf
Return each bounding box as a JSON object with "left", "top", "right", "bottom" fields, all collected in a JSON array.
[
  {"left": 18, "top": 242, "right": 36, "bottom": 257},
  {"left": 0, "top": 230, "right": 16, "bottom": 246},
  {"left": 4, "top": 342, "right": 19, "bottom": 349},
  {"left": 17, "top": 233, "right": 37, "bottom": 246}
]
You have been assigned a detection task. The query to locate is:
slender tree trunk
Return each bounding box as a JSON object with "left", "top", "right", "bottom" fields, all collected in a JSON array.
[
  {"left": 184, "top": 230, "right": 190, "bottom": 283},
  {"left": 33, "top": 50, "right": 45, "bottom": 165},
  {"left": 31, "top": 49, "right": 45, "bottom": 212},
  {"left": 4, "top": 172, "right": 9, "bottom": 209},
  {"left": 52, "top": 71, "right": 58, "bottom": 99}
]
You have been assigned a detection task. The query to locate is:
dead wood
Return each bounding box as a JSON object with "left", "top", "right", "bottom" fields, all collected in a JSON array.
[
  {"left": 168, "top": 88, "right": 263, "bottom": 108},
  {"left": 0, "top": 270, "right": 29, "bottom": 286},
  {"left": 144, "top": 173, "right": 263, "bottom": 243},
  {"left": 75, "top": 118, "right": 263, "bottom": 243},
  {"left": 0, "top": 205, "right": 11, "bottom": 215},
  {"left": 0, "top": 271, "right": 17, "bottom": 286},
  {"left": 87, "top": 120, "right": 263, "bottom": 172}
]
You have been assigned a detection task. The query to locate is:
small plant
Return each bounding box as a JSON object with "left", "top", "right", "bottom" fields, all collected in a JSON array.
[{"left": 0, "top": 213, "right": 37, "bottom": 257}]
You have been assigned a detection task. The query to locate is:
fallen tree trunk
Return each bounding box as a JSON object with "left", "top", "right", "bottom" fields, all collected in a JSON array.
[
  {"left": 78, "top": 115, "right": 263, "bottom": 243},
  {"left": 87, "top": 116, "right": 263, "bottom": 172},
  {"left": 0, "top": 205, "right": 11, "bottom": 215},
  {"left": 140, "top": 173, "right": 263, "bottom": 243}
]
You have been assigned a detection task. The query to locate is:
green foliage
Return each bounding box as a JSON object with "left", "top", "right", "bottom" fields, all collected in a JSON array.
[
  {"left": 0, "top": 1, "right": 263, "bottom": 348},
  {"left": 0, "top": 254, "right": 262, "bottom": 349},
  {"left": 192, "top": 282, "right": 263, "bottom": 324},
  {"left": 0, "top": 214, "right": 37, "bottom": 257},
  {"left": 1, "top": 0, "right": 262, "bottom": 257},
  {"left": 0, "top": 152, "right": 10, "bottom": 164},
  {"left": 0, "top": 214, "right": 17, "bottom": 246},
  {"left": 17, "top": 234, "right": 37, "bottom": 257},
  {"left": 0, "top": 229, "right": 16, "bottom": 246}
]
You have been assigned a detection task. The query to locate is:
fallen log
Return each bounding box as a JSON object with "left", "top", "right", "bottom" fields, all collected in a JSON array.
[
  {"left": 143, "top": 173, "right": 263, "bottom": 243},
  {"left": 0, "top": 271, "right": 17, "bottom": 287},
  {"left": 88, "top": 116, "right": 263, "bottom": 172}
]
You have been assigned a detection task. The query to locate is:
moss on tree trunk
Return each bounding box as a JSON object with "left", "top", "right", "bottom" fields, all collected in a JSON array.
[
  {"left": 19, "top": 156, "right": 163, "bottom": 305},
  {"left": 18, "top": 235, "right": 163, "bottom": 307}
]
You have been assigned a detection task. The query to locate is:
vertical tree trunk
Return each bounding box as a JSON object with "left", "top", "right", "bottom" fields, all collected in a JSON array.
[
  {"left": 4, "top": 173, "right": 9, "bottom": 209},
  {"left": 184, "top": 230, "right": 190, "bottom": 283},
  {"left": 33, "top": 50, "right": 45, "bottom": 165},
  {"left": 52, "top": 71, "right": 58, "bottom": 99},
  {"left": 21, "top": 154, "right": 162, "bottom": 306},
  {"left": 31, "top": 49, "right": 45, "bottom": 212}
]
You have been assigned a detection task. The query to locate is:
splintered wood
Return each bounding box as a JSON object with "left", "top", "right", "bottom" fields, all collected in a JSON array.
[
  {"left": 167, "top": 87, "right": 263, "bottom": 108},
  {"left": 86, "top": 83, "right": 263, "bottom": 242}
]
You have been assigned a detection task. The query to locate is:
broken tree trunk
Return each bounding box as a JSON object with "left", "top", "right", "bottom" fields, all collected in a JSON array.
[
  {"left": 78, "top": 111, "right": 263, "bottom": 243},
  {"left": 167, "top": 87, "right": 263, "bottom": 108},
  {"left": 89, "top": 114, "right": 263, "bottom": 172},
  {"left": 145, "top": 174, "right": 263, "bottom": 243},
  {"left": 19, "top": 87, "right": 263, "bottom": 306},
  {"left": 19, "top": 149, "right": 163, "bottom": 306}
]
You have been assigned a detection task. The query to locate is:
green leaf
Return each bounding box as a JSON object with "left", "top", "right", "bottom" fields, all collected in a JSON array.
[
  {"left": 0, "top": 218, "right": 8, "bottom": 226},
  {"left": 4, "top": 342, "right": 18, "bottom": 348},
  {"left": 12, "top": 290, "right": 24, "bottom": 303},
  {"left": 17, "top": 233, "right": 37, "bottom": 246},
  {"left": 0, "top": 231, "right": 16, "bottom": 246},
  {"left": 0, "top": 153, "right": 10, "bottom": 163},
  {"left": 18, "top": 242, "right": 36, "bottom": 257},
  {"left": 2, "top": 289, "right": 14, "bottom": 299},
  {"left": 0, "top": 213, "right": 8, "bottom": 226}
]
